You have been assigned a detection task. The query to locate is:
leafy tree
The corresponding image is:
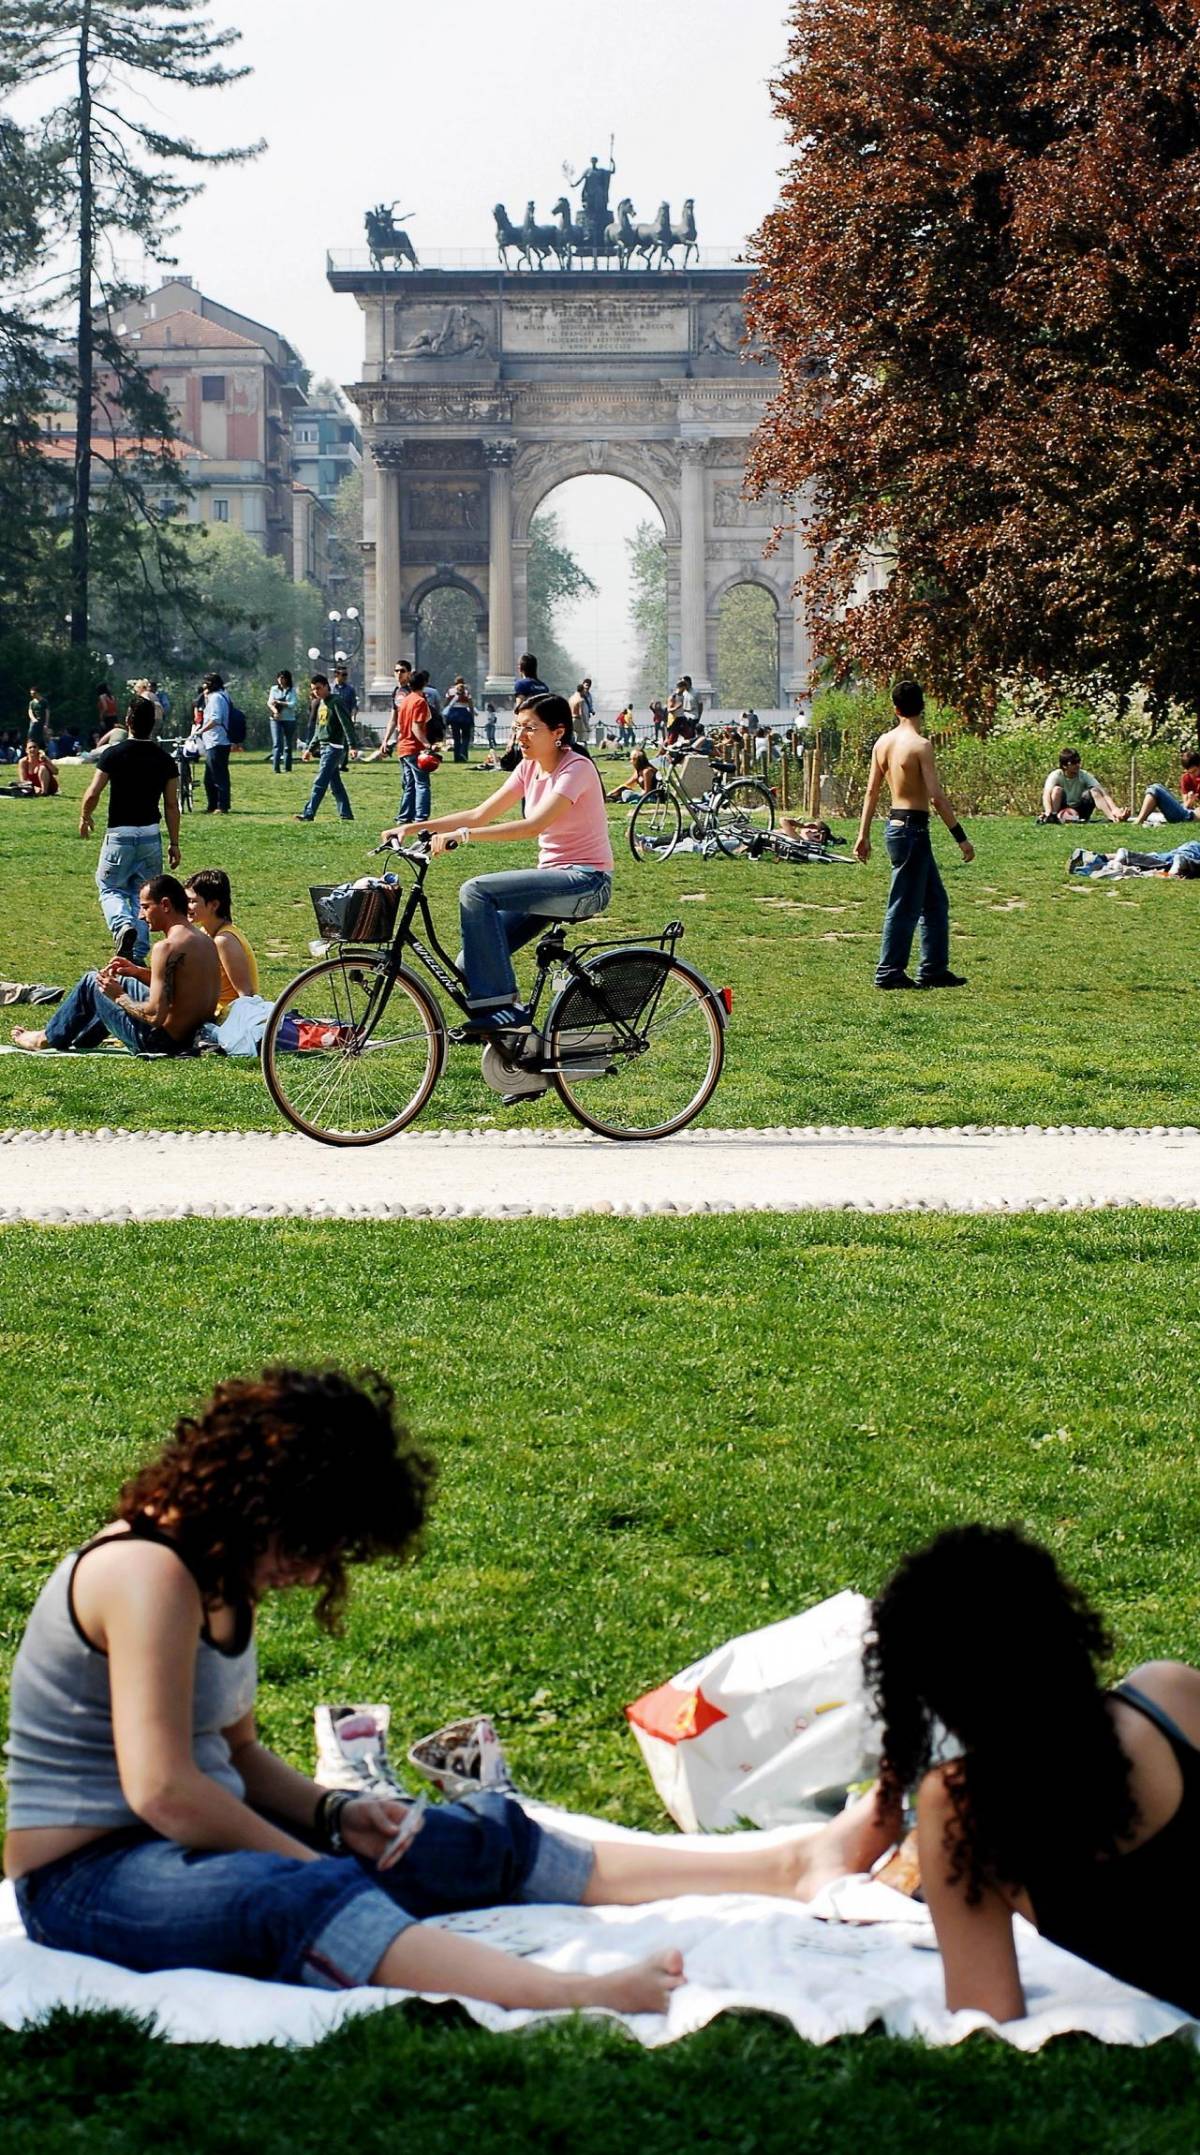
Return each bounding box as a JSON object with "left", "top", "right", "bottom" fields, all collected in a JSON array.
[
  {"left": 90, "top": 523, "right": 324, "bottom": 687},
  {"left": 716, "top": 585, "right": 780, "bottom": 711},
  {"left": 626, "top": 519, "right": 668, "bottom": 704},
  {"left": 745, "top": 0, "right": 1200, "bottom": 728},
  {"left": 416, "top": 587, "right": 479, "bottom": 696},
  {"left": 526, "top": 509, "right": 594, "bottom": 694},
  {"left": 1, "top": 1, "right": 261, "bottom": 646},
  {"left": 328, "top": 468, "right": 364, "bottom": 618}
]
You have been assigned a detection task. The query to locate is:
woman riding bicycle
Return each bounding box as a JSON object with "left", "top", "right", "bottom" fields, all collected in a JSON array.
[{"left": 382, "top": 692, "right": 613, "bottom": 1040}]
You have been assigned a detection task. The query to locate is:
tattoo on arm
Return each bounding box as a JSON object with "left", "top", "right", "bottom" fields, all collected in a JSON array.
[{"left": 161, "top": 949, "right": 180, "bottom": 1012}]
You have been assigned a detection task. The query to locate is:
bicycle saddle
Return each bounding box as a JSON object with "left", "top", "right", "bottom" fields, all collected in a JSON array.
[{"left": 709, "top": 757, "right": 735, "bottom": 774}]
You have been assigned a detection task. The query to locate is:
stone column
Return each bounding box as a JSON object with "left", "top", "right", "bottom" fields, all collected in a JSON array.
[
  {"left": 371, "top": 442, "right": 404, "bottom": 702},
  {"left": 483, "top": 437, "right": 518, "bottom": 703},
  {"left": 787, "top": 487, "right": 815, "bottom": 705},
  {"left": 679, "top": 444, "right": 713, "bottom": 699}
]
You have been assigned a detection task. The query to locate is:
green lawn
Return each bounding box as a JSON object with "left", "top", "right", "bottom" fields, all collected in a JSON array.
[
  {"left": 3, "top": 1211, "right": 1200, "bottom": 2145},
  {"left": 1, "top": 758, "right": 1195, "bottom": 1131}
]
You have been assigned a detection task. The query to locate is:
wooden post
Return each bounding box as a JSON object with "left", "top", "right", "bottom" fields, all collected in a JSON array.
[
  {"left": 1130, "top": 751, "right": 1138, "bottom": 816},
  {"left": 810, "top": 732, "right": 823, "bottom": 816}
]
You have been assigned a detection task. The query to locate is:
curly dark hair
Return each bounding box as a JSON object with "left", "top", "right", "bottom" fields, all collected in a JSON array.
[
  {"left": 864, "top": 1525, "right": 1138, "bottom": 1903},
  {"left": 114, "top": 1367, "right": 435, "bottom": 1630}
]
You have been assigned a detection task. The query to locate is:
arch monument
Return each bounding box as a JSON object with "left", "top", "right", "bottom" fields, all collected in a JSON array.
[{"left": 328, "top": 243, "right": 814, "bottom": 715}]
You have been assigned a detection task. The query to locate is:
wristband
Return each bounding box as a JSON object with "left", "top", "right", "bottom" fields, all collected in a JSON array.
[
  {"left": 315, "top": 1788, "right": 354, "bottom": 1853},
  {"left": 455, "top": 827, "right": 471, "bottom": 845},
  {"left": 950, "top": 822, "right": 967, "bottom": 844}
]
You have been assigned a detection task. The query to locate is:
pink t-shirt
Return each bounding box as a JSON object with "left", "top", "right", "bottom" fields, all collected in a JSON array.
[{"left": 499, "top": 750, "right": 614, "bottom": 872}]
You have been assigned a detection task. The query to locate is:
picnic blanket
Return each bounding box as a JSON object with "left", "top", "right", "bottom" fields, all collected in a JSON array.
[{"left": 1, "top": 1802, "right": 1194, "bottom": 2052}]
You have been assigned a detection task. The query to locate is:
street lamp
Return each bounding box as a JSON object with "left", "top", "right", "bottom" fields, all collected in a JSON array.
[{"left": 328, "top": 606, "right": 362, "bottom": 670}]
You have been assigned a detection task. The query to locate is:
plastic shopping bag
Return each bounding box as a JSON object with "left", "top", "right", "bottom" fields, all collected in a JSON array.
[{"left": 625, "top": 1590, "right": 877, "bottom": 1833}]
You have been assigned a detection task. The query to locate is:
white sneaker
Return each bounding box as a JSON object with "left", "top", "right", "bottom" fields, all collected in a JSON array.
[{"left": 314, "top": 1703, "right": 410, "bottom": 1797}]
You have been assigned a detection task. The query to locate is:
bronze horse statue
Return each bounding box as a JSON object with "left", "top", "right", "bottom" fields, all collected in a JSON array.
[{"left": 365, "top": 203, "right": 418, "bottom": 270}]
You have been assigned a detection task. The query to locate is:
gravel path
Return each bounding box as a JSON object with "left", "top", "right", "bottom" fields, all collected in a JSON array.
[{"left": 1, "top": 1124, "right": 1198, "bottom": 1223}]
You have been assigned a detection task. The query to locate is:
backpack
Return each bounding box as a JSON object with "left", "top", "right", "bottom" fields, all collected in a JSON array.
[
  {"left": 424, "top": 707, "right": 445, "bottom": 746},
  {"left": 226, "top": 703, "right": 247, "bottom": 745}
]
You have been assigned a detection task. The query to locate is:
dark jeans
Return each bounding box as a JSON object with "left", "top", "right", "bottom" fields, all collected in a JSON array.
[
  {"left": 877, "top": 818, "right": 950, "bottom": 984},
  {"left": 204, "top": 743, "right": 231, "bottom": 813},
  {"left": 449, "top": 720, "right": 471, "bottom": 763},
  {"left": 270, "top": 718, "right": 296, "bottom": 773}
]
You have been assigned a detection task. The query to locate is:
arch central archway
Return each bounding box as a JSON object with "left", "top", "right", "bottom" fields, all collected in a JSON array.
[{"left": 514, "top": 471, "right": 667, "bottom": 716}]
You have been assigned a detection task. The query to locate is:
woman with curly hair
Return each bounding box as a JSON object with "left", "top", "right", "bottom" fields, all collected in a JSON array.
[
  {"left": 4, "top": 1367, "right": 874, "bottom": 2013},
  {"left": 863, "top": 1524, "right": 1200, "bottom": 2021}
]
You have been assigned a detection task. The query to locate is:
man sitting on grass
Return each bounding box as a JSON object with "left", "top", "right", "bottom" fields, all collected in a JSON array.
[
  {"left": 1041, "top": 750, "right": 1128, "bottom": 823},
  {"left": 11, "top": 875, "right": 220, "bottom": 1057}
]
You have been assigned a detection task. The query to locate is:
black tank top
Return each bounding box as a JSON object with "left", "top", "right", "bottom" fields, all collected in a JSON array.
[{"left": 1027, "top": 1683, "right": 1200, "bottom": 2015}]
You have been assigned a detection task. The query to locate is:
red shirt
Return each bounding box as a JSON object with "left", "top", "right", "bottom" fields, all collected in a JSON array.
[
  {"left": 395, "top": 691, "right": 429, "bottom": 759},
  {"left": 1181, "top": 768, "right": 1200, "bottom": 803}
]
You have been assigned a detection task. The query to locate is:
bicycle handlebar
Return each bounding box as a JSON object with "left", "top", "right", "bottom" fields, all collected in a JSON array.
[{"left": 370, "top": 833, "right": 458, "bottom": 863}]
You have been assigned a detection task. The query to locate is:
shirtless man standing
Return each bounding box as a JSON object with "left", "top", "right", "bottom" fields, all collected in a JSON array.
[
  {"left": 854, "top": 681, "right": 975, "bottom": 989},
  {"left": 12, "top": 875, "right": 220, "bottom": 1056}
]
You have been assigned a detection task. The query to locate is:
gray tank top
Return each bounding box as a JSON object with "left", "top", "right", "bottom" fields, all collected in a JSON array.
[{"left": 4, "top": 1526, "right": 257, "bottom": 1830}]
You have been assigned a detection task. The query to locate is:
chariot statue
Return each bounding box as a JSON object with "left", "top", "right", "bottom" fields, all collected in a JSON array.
[{"left": 365, "top": 202, "right": 419, "bottom": 270}]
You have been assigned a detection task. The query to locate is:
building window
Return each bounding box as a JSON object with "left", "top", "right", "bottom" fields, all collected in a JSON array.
[
  {"left": 201, "top": 375, "right": 225, "bottom": 402},
  {"left": 212, "top": 498, "right": 229, "bottom": 522}
]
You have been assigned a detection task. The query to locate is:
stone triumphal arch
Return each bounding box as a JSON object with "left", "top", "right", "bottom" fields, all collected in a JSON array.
[{"left": 328, "top": 252, "right": 814, "bottom": 713}]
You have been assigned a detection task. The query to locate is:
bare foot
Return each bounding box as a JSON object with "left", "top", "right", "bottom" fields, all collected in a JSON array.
[
  {"left": 11, "top": 1027, "right": 48, "bottom": 1051},
  {"left": 785, "top": 1788, "right": 903, "bottom": 1901},
  {"left": 589, "top": 1948, "right": 685, "bottom": 2015}
]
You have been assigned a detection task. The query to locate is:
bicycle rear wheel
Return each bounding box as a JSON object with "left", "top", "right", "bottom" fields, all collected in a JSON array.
[
  {"left": 262, "top": 954, "right": 443, "bottom": 1146},
  {"left": 546, "top": 950, "right": 725, "bottom": 1140},
  {"left": 628, "top": 790, "right": 682, "bottom": 862},
  {"left": 713, "top": 778, "right": 775, "bottom": 856}
]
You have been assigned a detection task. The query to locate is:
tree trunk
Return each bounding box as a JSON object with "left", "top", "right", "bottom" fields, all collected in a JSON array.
[{"left": 69, "top": 0, "right": 93, "bottom": 648}]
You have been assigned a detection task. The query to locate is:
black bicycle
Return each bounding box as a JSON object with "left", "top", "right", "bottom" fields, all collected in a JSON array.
[
  {"left": 628, "top": 751, "right": 775, "bottom": 863},
  {"left": 262, "top": 838, "right": 729, "bottom": 1146}
]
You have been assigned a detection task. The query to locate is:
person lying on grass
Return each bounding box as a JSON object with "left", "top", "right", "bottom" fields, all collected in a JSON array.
[
  {"left": 381, "top": 693, "right": 614, "bottom": 1043},
  {"left": 3, "top": 1366, "right": 889, "bottom": 2014},
  {"left": 864, "top": 1524, "right": 1200, "bottom": 2022}
]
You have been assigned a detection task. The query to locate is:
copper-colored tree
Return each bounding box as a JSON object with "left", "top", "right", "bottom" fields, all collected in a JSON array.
[{"left": 745, "top": 0, "right": 1200, "bottom": 727}]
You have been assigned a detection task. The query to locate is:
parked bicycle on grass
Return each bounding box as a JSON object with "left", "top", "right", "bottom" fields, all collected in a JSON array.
[{"left": 628, "top": 746, "right": 776, "bottom": 863}]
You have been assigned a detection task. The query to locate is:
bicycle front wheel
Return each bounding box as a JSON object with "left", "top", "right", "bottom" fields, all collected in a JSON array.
[
  {"left": 713, "top": 778, "right": 775, "bottom": 856},
  {"left": 262, "top": 955, "right": 444, "bottom": 1146},
  {"left": 628, "top": 790, "right": 682, "bottom": 863},
  {"left": 546, "top": 950, "right": 725, "bottom": 1140}
]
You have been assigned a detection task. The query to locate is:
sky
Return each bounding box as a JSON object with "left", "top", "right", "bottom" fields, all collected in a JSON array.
[{"left": 16, "top": 0, "right": 794, "bottom": 697}]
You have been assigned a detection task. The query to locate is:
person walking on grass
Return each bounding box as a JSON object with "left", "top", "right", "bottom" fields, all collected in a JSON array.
[
  {"left": 267, "top": 671, "right": 299, "bottom": 773},
  {"left": 80, "top": 698, "right": 180, "bottom": 962},
  {"left": 295, "top": 675, "right": 355, "bottom": 824},
  {"left": 3, "top": 1364, "right": 893, "bottom": 2013},
  {"left": 855, "top": 680, "right": 975, "bottom": 990},
  {"left": 198, "top": 673, "right": 232, "bottom": 816}
]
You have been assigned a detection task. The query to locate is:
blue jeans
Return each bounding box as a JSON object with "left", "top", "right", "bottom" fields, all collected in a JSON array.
[
  {"left": 877, "top": 818, "right": 950, "bottom": 984},
  {"left": 459, "top": 866, "right": 612, "bottom": 1015},
  {"left": 271, "top": 718, "right": 296, "bottom": 773},
  {"left": 14, "top": 1794, "right": 594, "bottom": 1992},
  {"left": 396, "top": 756, "right": 431, "bottom": 824},
  {"left": 1124, "top": 839, "right": 1200, "bottom": 872},
  {"left": 299, "top": 745, "right": 354, "bottom": 821},
  {"left": 43, "top": 972, "right": 187, "bottom": 1056},
  {"left": 204, "top": 743, "right": 231, "bottom": 813},
  {"left": 1144, "top": 784, "right": 1197, "bottom": 824},
  {"left": 96, "top": 827, "right": 162, "bottom": 961}
]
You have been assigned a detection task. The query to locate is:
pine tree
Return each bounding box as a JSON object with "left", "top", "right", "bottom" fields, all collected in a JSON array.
[{"left": 0, "top": 1, "right": 261, "bottom": 645}]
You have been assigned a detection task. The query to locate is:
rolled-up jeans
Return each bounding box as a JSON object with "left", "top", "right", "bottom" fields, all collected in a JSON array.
[
  {"left": 459, "top": 865, "right": 612, "bottom": 1014},
  {"left": 14, "top": 1792, "right": 595, "bottom": 1992},
  {"left": 96, "top": 825, "right": 162, "bottom": 961},
  {"left": 1144, "top": 784, "right": 1197, "bottom": 824}
]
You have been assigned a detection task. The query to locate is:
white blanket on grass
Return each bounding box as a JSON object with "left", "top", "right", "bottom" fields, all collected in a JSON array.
[{"left": 1, "top": 1804, "right": 1196, "bottom": 2053}]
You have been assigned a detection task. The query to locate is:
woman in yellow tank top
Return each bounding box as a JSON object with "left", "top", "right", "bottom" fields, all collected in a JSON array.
[{"left": 184, "top": 868, "right": 259, "bottom": 1020}]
